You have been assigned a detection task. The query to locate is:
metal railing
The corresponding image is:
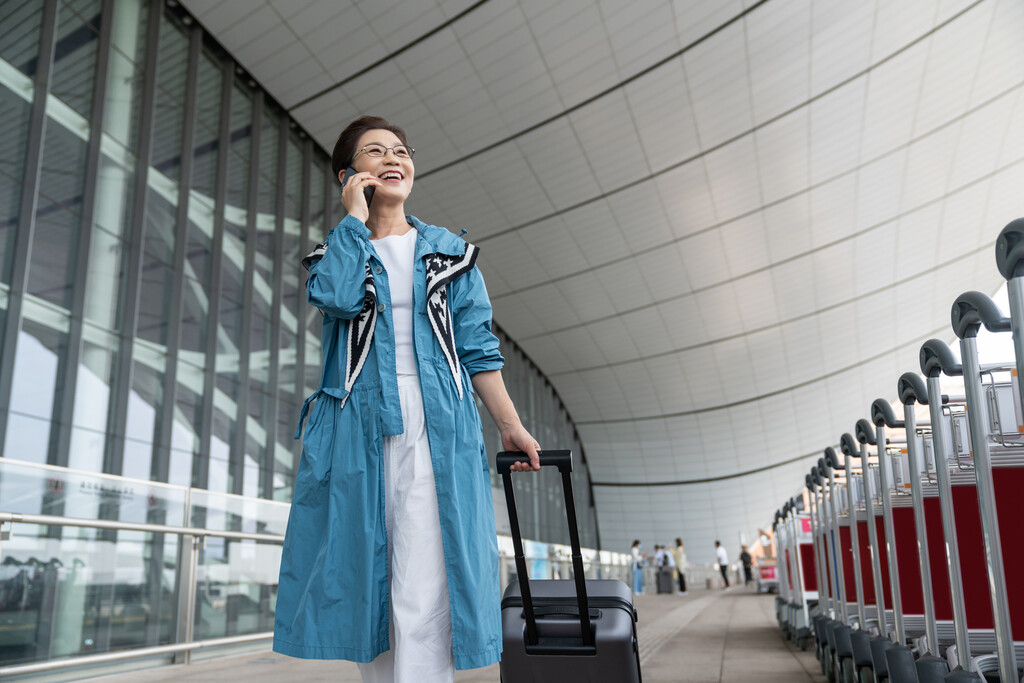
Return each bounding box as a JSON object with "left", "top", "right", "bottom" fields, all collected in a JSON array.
[
  {"left": 0, "top": 459, "right": 627, "bottom": 678},
  {"left": 0, "top": 510, "right": 283, "bottom": 677}
]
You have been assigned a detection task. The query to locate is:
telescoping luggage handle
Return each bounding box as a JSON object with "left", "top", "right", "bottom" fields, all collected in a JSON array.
[{"left": 497, "top": 450, "right": 596, "bottom": 654}]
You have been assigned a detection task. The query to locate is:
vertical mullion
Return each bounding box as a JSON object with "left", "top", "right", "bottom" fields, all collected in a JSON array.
[
  {"left": 105, "top": 0, "right": 163, "bottom": 476},
  {"left": 0, "top": 0, "right": 59, "bottom": 454},
  {"left": 195, "top": 58, "right": 233, "bottom": 492},
  {"left": 264, "top": 116, "right": 287, "bottom": 500},
  {"left": 232, "top": 90, "right": 262, "bottom": 495},
  {"left": 53, "top": 0, "right": 115, "bottom": 468},
  {"left": 153, "top": 21, "right": 201, "bottom": 483}
]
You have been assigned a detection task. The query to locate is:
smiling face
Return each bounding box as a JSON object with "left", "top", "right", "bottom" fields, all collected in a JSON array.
[{"left": 349, "top": 128, "right": 414, "bottom": 203}]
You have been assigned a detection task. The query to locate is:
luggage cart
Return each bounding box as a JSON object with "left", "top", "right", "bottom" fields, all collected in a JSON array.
[
  {"left": 852, "top": 421, "right": 894, "bottom": 683},
  {"left": 920, "top": 340, "right": 995, "bottom": 682},
  {"left": 838, "top": 432, "right": 880, "bottom": 683},
  {"left": 807, "top": 468, "right": 831, "bottom": 669},
  {"left": 949, "top": 288, "right": 1023, "bottom": 683},
  {"left": 757, "top": 557, "right": 778, "bottom": 594},
  {"left": 816, "top": 449, "right": 854, "bottom": 683},
  {"left": 878, "top": 384, "right": 956, "bottom": 682}
]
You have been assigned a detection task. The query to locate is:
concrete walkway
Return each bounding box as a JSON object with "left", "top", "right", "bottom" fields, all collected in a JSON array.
[{"left": 89, "top": 587, "right": 825, "bottom": 683}]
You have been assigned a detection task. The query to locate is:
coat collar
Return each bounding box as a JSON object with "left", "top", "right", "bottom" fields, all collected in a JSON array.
[{"left": 407, "top": 215, "right": 471, "bottom": 260}]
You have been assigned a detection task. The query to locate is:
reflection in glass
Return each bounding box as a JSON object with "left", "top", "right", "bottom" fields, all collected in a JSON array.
[
  {"left": 31, "top": 126, "right": 87, "bottom": 309},
  {"left": 69, "top": 331, "right": 118, "bottom": 472},
  {"left": 0, "top": 528, "right": 179, "bottom": 665},
  {"left": 50, "top": 0, "right": 101, "bottom": 120},
  {"left": 3, "top": 319, "right": 68, "bottom": 464},
  {"left": 194, "top": 539, "right": 279, "bottom": 640},
  {"left": 0, "top": 2, "right": 43, "bottom": 78},
  {"left": 0, "top": 86, "right": 33, "bottom": 289}
]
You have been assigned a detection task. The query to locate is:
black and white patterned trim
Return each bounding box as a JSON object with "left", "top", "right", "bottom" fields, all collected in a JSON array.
[
  {"left": 301, "top": 236, "right": 478, "bottom": 404},
  {"left": 341, "top": 264, "right": 377, "bottom": 409},
  {"left": 301, "top": 242, "right": 327, "bottom": 271},
  {"left": 425, "top": 244, "right": 479, "bottom": 400}
]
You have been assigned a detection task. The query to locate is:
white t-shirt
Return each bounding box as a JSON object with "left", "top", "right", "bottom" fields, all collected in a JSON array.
[
  {"left": 372, "top": 229, "right": 418, "bottom": 375},
  {"left": 716, "top": 546, "right": 728, "bottom": 566}
]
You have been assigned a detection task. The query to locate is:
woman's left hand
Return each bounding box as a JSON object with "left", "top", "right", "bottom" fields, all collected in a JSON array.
[{"left": 501, "top": 424, "right": 541, "bottom": 472}]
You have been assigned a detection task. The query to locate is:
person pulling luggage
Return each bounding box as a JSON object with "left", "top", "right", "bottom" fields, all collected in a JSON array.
[{"left": 274, "top": 115, "right": 542, "bottom": 683}]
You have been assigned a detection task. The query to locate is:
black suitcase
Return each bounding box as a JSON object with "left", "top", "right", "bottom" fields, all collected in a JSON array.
[
  {"left": 656, "top": 568, "right": 674, "bottom": 594},
  {"left": 497, "top": 450, "right": 642, "bottom": 682}
]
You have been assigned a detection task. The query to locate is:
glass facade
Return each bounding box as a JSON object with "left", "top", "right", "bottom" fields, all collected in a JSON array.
[{"left": 0, "top": 0, "right": 598, "bottom": 671}]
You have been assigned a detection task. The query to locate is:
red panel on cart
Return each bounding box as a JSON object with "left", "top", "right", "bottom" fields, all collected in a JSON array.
[
  {"left": 800, "top": 543, "right": 817, "bottom": 592},
  {"left": 873, "top": 515, "right": 893, "bottom": 609},
  {"left": 891, "top": 506, "right": 925, "bottom": 616},
  {"left": 993, "top": 467, "right": 1024, "bottom": 639},
  {"left": 857, "top": 521, "right": 877, "bottom": 605},
  {"left": 951, "top": 484, "right": 994, "bottom": 628},
  {"left": 922, "top": 497, "right": 953, "bottom": 621},
  {"left": 825, "top": 532, "right": 833, "bottom": 595},
  {"left": 840, "top": 526, "right": 857, "bottom": 600}
]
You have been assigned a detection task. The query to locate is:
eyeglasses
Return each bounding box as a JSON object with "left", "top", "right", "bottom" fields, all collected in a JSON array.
[{"left": 353, "top": 143, "right": 415, "bottom": 160}]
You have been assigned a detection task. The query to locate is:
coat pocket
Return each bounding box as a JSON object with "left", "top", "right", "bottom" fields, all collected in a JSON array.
[{"left": 302, "top": 396, "right": 337, "bottom": 482}]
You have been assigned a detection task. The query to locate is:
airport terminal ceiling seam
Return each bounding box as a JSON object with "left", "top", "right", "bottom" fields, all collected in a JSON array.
[
  {"left": 589, "top": 448, "right": 818, "bottom": 487},
  {"left": 570, "top": 299, "right": 985, "bottom": 425},
  {"left": 448, "top": 0, "right": 986, "bottom": 245},
  {"left": 487, "top": 77, "right": 1024, "bottom": 304},
  {"left": 537, "top": 206, "right": 1010, "bottom": 372}
]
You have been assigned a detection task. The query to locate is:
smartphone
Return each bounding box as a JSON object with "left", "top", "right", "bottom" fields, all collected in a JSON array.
[{"left": 341, "top": 166, "right": 375, "bottom": 208}]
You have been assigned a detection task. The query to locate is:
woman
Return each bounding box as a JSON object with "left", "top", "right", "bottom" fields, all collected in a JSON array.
[
  {"left": 671, "top": 538, "right": 687, "bottom": 594},
  {"left": 630, "top": 540, "right": 645, "bottom": 594},
  {"left": 273, "top": 116, "right": 541, "bottom": 682}
]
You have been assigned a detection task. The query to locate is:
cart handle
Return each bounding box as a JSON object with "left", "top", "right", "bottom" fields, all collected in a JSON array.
[
  {"left": 871, "top": 398, "right": 904, "bottom": 428},
  {"left": 855, "top": 419, "right": 876, "bottom": 446},
  {"left": 839, "top": 432, "right": 859, "bottom": 457},
  {"left": 951, "top": 290, "right": 1011, "bottom": 339},
  {"left": 995, "top": 218, "right": 1024, "bottom": 280},
  {"left": 824, "top": 446, "right": 841, "bottom": 470},
  {"left": 920, "top": 339, "right": 962, "bottom": 378},
  {"left": 897, "top": 372, "right": 929, "bottom": 405}
]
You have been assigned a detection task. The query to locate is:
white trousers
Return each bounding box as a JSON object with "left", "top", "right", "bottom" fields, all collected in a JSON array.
[{"left": 358, "top": 374, "right": 454, "bottom": 683}]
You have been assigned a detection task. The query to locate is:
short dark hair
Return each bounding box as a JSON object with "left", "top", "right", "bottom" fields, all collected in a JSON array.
[{"left": 331, "top": 115, "right": 410, "bottom": 181}]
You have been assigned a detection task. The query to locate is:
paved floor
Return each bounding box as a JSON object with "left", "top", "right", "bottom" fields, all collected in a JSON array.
[{"left": 89, "top": 586, "right": 826, "bottom": 683}]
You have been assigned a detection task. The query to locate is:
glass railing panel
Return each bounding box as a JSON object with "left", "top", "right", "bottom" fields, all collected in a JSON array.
[
  {"left": 0, "top": 459, "right": 188, "bottom": 526},
  {"left": 0, "top": 525, "right": 180, "bottom": 666},
  {"left": 192, "top": 538, "right": 280, "bottom": 640},
  {"left": 188, "top": 489, "right": 289, "bottom": 536}
]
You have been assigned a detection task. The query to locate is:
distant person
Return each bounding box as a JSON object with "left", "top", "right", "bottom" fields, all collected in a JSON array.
[
  {"left": 740, "top": 545, "right": 753, "bottom": 586},
  {"left": 715, "top": 540, "right": 730, "bottom": 588},
  {"left": 671, "top": 538, "right": 688, "bottom": 594},
  {"left": 631, "top": 540, "right": 646, "bottom": 594}
]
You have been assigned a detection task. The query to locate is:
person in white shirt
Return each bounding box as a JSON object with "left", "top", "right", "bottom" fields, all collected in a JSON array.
[
  {"left": 630, "top": 540, "right": 645, "bottom": 594},
  {"left": 715, "top": 540, "right": 730, "bottom": 588}
]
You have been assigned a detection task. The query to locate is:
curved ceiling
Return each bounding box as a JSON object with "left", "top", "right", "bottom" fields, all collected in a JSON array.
[{"left": 182, "top": 0, "right": 1024, "bottom": 561}]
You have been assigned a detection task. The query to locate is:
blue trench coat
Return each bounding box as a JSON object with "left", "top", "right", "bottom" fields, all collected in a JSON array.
[{"left": 273, "top": 214, "right": 504, "bottom": 669}]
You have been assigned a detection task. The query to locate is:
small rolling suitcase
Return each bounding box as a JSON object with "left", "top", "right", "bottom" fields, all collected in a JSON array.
[
  {"left": 656, "top": 568, "right": 674, "bottom": 594},
  {"left": 497, "top": 450, "right": 642, "bottom": 682}
]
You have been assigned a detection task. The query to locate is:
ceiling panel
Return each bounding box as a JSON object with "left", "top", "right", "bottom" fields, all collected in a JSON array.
[{"left": 183, "top": 0, "right": 1024, "bottom": 560}]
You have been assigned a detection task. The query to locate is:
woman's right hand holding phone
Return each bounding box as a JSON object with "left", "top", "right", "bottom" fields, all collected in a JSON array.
[{"left": 341, "top": 170, "right": 379, "bottom": 224}]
